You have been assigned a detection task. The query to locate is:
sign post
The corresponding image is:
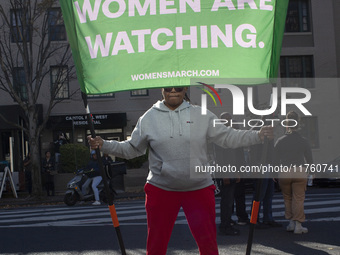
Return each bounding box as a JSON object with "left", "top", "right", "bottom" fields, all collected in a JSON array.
[
  {"left": 0, "top": 166, "right": 18, "bottom": 199},
  {"left": 81, "top": 93, "right": 126, "bottom": 255}
]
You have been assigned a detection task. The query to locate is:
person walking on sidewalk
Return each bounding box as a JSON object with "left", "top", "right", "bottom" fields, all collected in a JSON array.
[
  {"left": 88, "top": 87, "right": 273, "bottom": 255},
  {"left": 274, "top": 111, "right": 313, "bottom": 234},
  {"left": 41, "top": 151, "right": 56, "bottom": 196}
]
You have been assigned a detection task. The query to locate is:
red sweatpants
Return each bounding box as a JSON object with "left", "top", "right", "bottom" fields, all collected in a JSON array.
[{"left": 144, "top": 183, "right": 219, "bottom": 255}]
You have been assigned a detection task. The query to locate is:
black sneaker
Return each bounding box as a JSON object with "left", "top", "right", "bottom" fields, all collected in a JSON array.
[
  {"left": 237, "top": 218, "right": 250, "bottom": 226},
  {"left": 263, "top": 221, "right": 282, "bottom": 227},
  {"left": 254, "top": 222, "right": 270, "bottom": 229},
  {"left": 219, "top": 225, "right": 240, "bottom": 236}
]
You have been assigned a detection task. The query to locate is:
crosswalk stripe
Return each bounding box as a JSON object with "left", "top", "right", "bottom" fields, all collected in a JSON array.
[
  {"left": 0, "top": 204, "right": 146, "bottom": 216},
  {"left": 0, "top": 192, "right": 339, "bottom": 227}
]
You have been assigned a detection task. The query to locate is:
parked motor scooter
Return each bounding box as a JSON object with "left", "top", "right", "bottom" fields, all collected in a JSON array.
[{"left": 63, "top": 168, "right": 116, "bottom": 206}]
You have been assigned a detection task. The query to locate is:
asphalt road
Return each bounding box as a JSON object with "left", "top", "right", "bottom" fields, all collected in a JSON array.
[{"left": 1, "top": 187, "right": 340, "bottom": 255}]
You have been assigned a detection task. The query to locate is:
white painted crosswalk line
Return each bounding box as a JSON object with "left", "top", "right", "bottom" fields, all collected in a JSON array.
[{"left": 0, "top": 191, "right": 339, "bottom": 228}]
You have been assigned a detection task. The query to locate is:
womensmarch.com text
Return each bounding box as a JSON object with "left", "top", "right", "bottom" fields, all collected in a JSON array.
[{"left": 195, "top": 164, "right": 291, "bottom": 175}]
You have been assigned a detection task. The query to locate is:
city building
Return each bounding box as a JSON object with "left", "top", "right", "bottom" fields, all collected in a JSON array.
[{"left": 0, "top": 0, "right": 339, "bottom": 185}]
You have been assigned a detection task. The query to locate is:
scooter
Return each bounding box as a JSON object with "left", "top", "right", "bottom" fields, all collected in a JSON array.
[{"left": 63, "top": 168, "right": 116, "bottom": 206}]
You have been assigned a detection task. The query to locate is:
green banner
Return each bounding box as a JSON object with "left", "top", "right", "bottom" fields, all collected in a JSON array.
[{"left": 60, "top": 0, "right": 288, "bottom": 94}]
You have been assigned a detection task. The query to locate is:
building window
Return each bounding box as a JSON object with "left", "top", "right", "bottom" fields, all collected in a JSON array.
[
  {"left": 51, "top": 66, "right": 69, "bottom": 99},
  {"left": 280, "top": 56, "right": 314, "bottom": 88},
  {"left": 10, "top": 9, "right": 30, "bottom": 42},
  {"left": 131, "top": 89, "right": 149, "bottom": 97},
  {"left": 300, "top": 116, "right": 319, "bottom": 149},
  {"left": 87, "top": 93, "right": 115, "bottom": 98},
  {"left": 13, "top": 67, "right": 27, "bottom": 101},
  {"left": 285, "top": 0, "right": 311, "bottom": 33},
  {"left": 48, "top": 8, "right": 66, "bottom": 41}
]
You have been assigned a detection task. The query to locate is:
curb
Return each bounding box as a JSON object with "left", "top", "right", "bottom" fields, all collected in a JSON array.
[{"left": 0, "top": 191, "right": 145, "bottom": 209}]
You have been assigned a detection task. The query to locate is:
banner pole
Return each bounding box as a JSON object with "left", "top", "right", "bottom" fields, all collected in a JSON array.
[
  {"left": 246, "top": 137, "right": 269, "bottom": 255},
  {"left": 82, "top": 92, "right": 127, "bottom": 255}
]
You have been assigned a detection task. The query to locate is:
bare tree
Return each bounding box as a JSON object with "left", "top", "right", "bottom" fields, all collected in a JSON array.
[{"left": 0, "top": 0, "right": 77, "bottom": 197}]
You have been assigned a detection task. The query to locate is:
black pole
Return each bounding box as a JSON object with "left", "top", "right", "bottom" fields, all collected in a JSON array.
[
  {"left": 82, "top": 93, "right": 126, "bottom": 255},
  {"left": 72, "top": 119, "right": 78, "bottom": 170},
  {"left": 246, "top": 137, "right": 269, "bottom": 255}
]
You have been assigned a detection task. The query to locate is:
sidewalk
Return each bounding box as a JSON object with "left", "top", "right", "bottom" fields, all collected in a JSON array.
[
  {"left": 0, "top": 166, "right": 147, "bottom": 208},
  {"left": 0, "top": 190, "right": 145, "bottom": 209},
  {"left": 0, "top": 164, "right": 149, "bottom": 209}
]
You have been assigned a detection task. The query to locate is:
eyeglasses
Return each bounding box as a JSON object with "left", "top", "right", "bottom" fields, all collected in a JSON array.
[{"left": 163, "top": 87, "right": 184, "bottom": 92}]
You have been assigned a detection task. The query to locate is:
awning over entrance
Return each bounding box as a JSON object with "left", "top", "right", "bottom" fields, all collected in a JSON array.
[
  {"left": 0, "top": 104, "right": 43, "bottom": 130},
  {"left": 47, "top": 113, "right": 127, "bottom": 129}
]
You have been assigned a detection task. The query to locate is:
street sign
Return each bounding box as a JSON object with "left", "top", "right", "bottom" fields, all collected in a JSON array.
[{"left": 0, "top": 166, "right": 18, "bottom": 199}]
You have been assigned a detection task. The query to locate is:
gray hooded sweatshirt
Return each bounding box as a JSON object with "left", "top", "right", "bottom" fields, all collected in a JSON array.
[{"left": 101, "top": 100, "right": 261, "bottom": 191}]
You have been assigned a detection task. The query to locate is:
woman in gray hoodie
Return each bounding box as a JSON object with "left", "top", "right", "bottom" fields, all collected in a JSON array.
[{"left": 88, "top": 87, "right": 272, "bottom": 255}]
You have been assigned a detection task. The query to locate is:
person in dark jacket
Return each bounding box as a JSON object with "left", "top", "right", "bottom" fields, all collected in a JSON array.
[
  {"left": 214, "top": 112, "right": 246, "bottom": 236},
  {"left": 54, "top": 132, "right": 68, "bottom": 164},
  {"left": 42, "top": 151, "right": 56, "bottom": 196},
  {"left": 249, "top": 115, "right": 282, "bottom": 228},
  {"left": 102, "top": 153, "right": 113, "bottom": 166}
]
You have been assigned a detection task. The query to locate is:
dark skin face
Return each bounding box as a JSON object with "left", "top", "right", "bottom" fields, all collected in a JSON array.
[{"left": 162, "top": 87, "right": 188, "bottom": 110}]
